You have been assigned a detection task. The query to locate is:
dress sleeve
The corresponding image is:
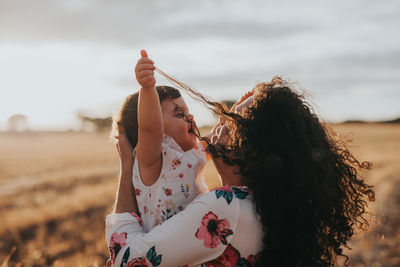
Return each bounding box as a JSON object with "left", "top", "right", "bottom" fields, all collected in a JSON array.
[{"left": 105, "top": 190, "right": 240, "bottom": 267}]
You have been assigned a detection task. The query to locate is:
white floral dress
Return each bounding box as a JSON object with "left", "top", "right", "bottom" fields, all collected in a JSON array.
[
  {"left": 132, "top": 134, "right": 209, "bottom": 232},
  {"left": 106, "top": 186, "right": 264, "bottom": 267}
]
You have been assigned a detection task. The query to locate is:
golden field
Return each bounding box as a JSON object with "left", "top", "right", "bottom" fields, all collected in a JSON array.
[{"left": 0, "top": 123, "right": 399, "bottom": 266}]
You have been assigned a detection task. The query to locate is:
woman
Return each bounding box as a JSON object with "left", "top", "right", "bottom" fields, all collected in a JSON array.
[{"left": 106, "top": 77, "right": 375, "bottom": 266}]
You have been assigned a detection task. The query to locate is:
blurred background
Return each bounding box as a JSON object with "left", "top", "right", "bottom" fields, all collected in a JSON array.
[{"left": 0, "top": 0, "right": 399, "bottom": 266}]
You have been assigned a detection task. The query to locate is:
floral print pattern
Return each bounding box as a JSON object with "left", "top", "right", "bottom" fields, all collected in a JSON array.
[
  {"left": 120, "top": 246, "right": 163, "bottom": 267},
  {"left": 130, "top": 212, "right": 143, "bottom": 227},
  {"left": 172, "top": 159, "right": 181, "bottom": 169},
  {"left": 195, "top": 211, "right": 233, "bottom": 248},
  {"left": 109, "top": 232, "right": 127, "bottom": 264},
  {"left": 127, "top": 257, "right": 148, "bottom": 267},
  {"left": 135, "top": 188, "right": 141, "bottom": 196},
  {"left": 106, "top": 185, "right": 263, "bottom": 267},
  {"left": 203, "top": 244, "right": 240, "bottom": 267},
  {"left": 215, "top": 186, "right": 249, "bottom": 205},
  {"left": 246, "top": 252, "right": 261, "bottom": 266},
  {"left": 215, "top": 186, "right": 234, "bottom": 204},
  {"left": 161, "top": 208, "right": 175, "bottom": 222},
  {"left": 131, "top": 135, "right": 207, "bottom": 232},
  {"left": 203, "top": 244, "right": 261, "bottom": 267},
  {"left": 164, "top": 188, "right": 172, "bottom": 196}
]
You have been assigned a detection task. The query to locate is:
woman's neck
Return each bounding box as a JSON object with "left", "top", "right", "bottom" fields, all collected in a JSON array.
[
  {"left": 213, "top": 157, "right": 243, "bottom": 186},
  {"left": 220, "top": 173, "right": 243, "bottom": 186}
]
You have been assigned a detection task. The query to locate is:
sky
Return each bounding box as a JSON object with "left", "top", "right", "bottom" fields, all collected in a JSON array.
[{"left": 1, "top": 0, "right": 399, "bottom": 130}]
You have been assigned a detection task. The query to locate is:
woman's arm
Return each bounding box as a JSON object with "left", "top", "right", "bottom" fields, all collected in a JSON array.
[
  {"left": 135, "top": 50, "right": 163, "bottom": 186},
  {"left": 106, "top": 189, "right": 240, "bottom": 266}
]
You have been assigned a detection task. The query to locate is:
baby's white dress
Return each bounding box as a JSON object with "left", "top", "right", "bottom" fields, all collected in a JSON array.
[{"left": 132, "top": 134, "right": 209, "bottom": 232}]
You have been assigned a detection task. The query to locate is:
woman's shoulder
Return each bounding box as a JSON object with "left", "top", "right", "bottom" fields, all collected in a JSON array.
[{"left": 193, "top": 185, "right": 252, "bottom": 210}]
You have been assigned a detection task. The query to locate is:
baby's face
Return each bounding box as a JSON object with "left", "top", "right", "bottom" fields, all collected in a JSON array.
[{"left": 162, "top": 97, "right": 198, "bottom": 151}]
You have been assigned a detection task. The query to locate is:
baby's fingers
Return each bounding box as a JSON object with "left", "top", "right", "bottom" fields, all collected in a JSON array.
[
  {"left": 141, "top": 75, "right": 156, "bottom": 83},
  {"left": 136, "top": 57, "right": 154, "bottom": 66},
  {"left": 136, "top": 70, "right": 154, "bottom": 78},
  {"left": 136, "top": 63, "right": 155, "bottom": 72}
]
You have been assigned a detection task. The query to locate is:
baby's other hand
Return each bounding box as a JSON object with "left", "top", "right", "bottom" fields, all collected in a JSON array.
[{"left": 135, "top": 49, "right": 156, "bottom": 89}]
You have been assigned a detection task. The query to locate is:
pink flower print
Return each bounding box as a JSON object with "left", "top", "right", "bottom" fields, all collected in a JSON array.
[
  {"left": 216, "top": 185, "right": 234, "bottom": 192},
  {"left": 172, "top": 159, "right": 181, "bottom": 169},
  {"left": 178, "top": 205, "right": 184, "bottom": 211},
  {"left": 135, "top": 188, "right": 141, "bottom": 196},
  {"left": 129, "top": 212, "right": 143, "bottom": 227},
  {"left": 164, "top": 188, "right": 172, "bottom": 196},
  {"left": 164, "top": 199, "right": 175, "bottom": 210},
  {"left": 195, "top": 211, "right": 233, "bottom": 248},
  {"left": 127, "top": 246, "right": 162, "bottom": 266},
  {"left": 204, "top": 244, "right": 240, "bottom": 267},
  {"left": 184, "top": 192, "right": 189, "bottom": 199},
  {"left": 109, "top": 232, "right": 127, "bottom": 263},
  {"left": 247, "top": 252, "right": 262, "bottom": 265},
  {"left": 143, "top": 206, "right": 148, "bottom": 214},
  {"left": 179, "top": 173, "right": 184, "bottom": 178},
  {"left": 187, "top": 163, "right": 192, "bottom": 168},
  {"left": 127, "top": 257, "right": 148, "bottom": 267}
]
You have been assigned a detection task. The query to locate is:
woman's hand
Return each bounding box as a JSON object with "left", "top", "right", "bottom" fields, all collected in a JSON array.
[
  {"left": 113, "top": 123, "right": 138, "bottom": 214},
  {"left": 116, "top": 123, "right": 134, "bottom": 169},
  {"left": 210, "top": 123, "right": 229, "bottom": 146},
  {"left": 209, "top": 122, "right": 242, "bottom": 186},
  {"left": 233, "top": 92, "right": 254, "bottom": 116},
  {"left": 135, "top": 50, "right": 156, "bottom": 89}
]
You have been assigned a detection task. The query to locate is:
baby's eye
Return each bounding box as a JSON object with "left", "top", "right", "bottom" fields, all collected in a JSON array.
[{"left": 176, "top": 113, "right": 185, "bottom": 118}]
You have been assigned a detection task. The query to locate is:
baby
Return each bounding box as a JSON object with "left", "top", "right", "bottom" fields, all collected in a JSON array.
[{"left": 113, "top": 50, "right": 210, "bottom": 232}]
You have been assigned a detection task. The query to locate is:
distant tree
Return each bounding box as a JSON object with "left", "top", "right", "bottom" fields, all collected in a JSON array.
[
  {"left": 7, "top": 114, "right": 29, "bottom": 132},
  {"left": 78, "top": 114, "right": 112, "bottom": 132}
]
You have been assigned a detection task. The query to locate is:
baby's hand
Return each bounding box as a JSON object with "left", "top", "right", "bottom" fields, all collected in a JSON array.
[{"left": 135, "top": 50, "right": 156, "bottom": 89}]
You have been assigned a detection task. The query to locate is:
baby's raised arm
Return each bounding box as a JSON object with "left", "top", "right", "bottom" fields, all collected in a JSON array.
[{"left": 135, "top": 50, "right": 163, "bottom": 185}]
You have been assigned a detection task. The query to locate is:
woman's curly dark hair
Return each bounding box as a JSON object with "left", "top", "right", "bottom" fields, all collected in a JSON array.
[{"left": 157, "top": 70, "right": 375, "bottom": 266}]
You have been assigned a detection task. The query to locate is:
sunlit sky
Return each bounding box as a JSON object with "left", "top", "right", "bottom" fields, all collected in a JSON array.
[{"left": 1, "top": 0, "right": 399, "bottom": 131}]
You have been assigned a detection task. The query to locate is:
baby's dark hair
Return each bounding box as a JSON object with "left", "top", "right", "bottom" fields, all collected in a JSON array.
[
  {"left": 156, "top": 70, "right": 375, "bottom": 266},
  {"left": 112, "top": 85, "right": 181, "bottom": 147}
]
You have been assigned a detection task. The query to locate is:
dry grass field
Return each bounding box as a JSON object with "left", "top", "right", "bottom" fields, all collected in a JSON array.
[{"left": 0, "top": 123, "right": 399, "bottom": 266}]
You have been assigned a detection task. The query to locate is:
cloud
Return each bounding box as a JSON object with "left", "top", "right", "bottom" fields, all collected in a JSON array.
[
  {"left": 0, "top": 0, "right": 156, "bottom": 44},
  {"left": 0, "top": 0, "right": 313, "bottom": 45}
]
